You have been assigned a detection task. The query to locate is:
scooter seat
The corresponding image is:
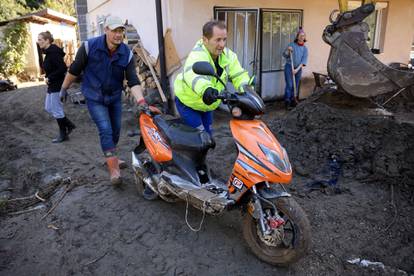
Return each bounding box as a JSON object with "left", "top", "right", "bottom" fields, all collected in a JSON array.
[{"left": 153, "top": 115, "right": 215, "bottom": 152}]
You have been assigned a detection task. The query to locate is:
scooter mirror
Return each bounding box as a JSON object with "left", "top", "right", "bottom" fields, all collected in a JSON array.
[
  {"left": 192, "top": 61, "right": 227, "bottom": 89},
  {"left": 192, "top": 62, "right": 216, "bottom": 76}
]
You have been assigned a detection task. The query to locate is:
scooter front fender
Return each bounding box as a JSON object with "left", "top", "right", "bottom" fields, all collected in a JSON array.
[{"left": 258, "top": 187, "right": 291, "bottom": 200}]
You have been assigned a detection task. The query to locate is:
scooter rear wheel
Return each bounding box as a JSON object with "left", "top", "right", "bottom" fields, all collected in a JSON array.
[
  {"left": 134, "top": 153, "right": 158, "bottom": 200},
  {"left": 134, "top": 152, "right": 179, "bottom": 202},
  {"left": 133, "top": 171, "right": 145, "bottom": 196},
  {"left": 242, "top": 197, "right": 311, "bottom": 266}
]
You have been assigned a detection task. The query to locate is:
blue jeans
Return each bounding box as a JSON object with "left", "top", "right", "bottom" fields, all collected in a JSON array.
[
  {"left": 284, "top": 63, "right": 302, "bottom": 104},
  {"left": 86, "top": 97, "right": 122, "bottom": 154},
  {"left": 175, "top": 98, "right": 213, "bottom": 135}
]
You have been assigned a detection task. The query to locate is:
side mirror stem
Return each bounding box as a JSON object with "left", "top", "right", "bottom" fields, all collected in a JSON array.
[{"left": 214, "top": 74, "right": 227, "bottom": 90}]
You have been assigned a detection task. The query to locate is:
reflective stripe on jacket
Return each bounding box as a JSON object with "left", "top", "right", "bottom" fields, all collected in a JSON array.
[{"left": 174, "top": 39, "right": 250, "bottom": 112}]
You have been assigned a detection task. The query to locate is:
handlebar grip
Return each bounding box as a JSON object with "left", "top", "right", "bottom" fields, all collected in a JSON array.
[{"left": 216, "top": 92, "right": 230, "bottom": 100}]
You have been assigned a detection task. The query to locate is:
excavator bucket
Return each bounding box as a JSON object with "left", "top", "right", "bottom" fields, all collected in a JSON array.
[{"left": 322, "top": 3, "right": 414, "bottom": 98}]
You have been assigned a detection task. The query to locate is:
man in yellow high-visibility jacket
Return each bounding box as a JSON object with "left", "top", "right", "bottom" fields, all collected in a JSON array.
[{"left": 174, "top": 20, "right": 251, "bottom": 134}]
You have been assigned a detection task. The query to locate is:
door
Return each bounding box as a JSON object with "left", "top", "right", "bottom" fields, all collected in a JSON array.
[
  {"left": 215, "top": 9, "right": 259, "bottom": 82},
  {"left": 260, "top": 10, "right": 302, "bottom": 101}
]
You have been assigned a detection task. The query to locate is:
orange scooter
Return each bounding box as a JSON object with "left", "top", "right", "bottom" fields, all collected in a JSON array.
[{"left": 132, "top": 62, "right": 311, "bottom": 266}]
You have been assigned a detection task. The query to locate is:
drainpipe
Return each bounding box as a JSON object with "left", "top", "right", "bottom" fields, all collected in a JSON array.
[{"left": 155, "top": 0, "right": 168, "bottom": 102}]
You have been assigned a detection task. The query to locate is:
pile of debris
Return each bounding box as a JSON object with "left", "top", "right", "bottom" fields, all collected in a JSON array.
[
  {"left": 133, "top": 45, "right": 159, "bottom": 90},
  {"left": 0, "top": 79, "right": 17, "bottom": 93},
  {"left": 123, "top": 23, "right": 161, "bottom": 94},
  {"left": 269, "top": 90, "right": 414, "bottom": 188},
  {"left": 123, "top": 25, "right": 180, "bottom": 108}
]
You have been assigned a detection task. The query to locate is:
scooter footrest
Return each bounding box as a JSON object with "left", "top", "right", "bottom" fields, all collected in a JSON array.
[
  {"left": 160, "top": 172, "right": 231, "bottom": 214},
  {"left": 187, "top": 189, "right": 229, "bottom": 214}
]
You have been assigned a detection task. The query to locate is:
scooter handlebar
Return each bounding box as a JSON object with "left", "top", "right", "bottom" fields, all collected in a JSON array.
[{"left": 216, "top": 91, "right": 235, "bottom": 102}]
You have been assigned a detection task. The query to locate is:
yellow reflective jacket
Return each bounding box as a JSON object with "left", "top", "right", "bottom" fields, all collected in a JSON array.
[{"left": 174, "top": 39, "right": 250, "bottom": 112}]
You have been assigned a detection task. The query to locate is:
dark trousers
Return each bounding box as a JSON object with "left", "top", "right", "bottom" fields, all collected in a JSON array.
[{"left": 175, "top": 98, "right": 213, "bottom": 135}]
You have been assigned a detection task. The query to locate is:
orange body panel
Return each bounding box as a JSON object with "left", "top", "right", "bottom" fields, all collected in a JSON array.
[
  {"left": 139, "top": 114, "right": 172, "bottom": 163},
  {"left": 228, "top": 119, "right": 292, "bottom": 192}
]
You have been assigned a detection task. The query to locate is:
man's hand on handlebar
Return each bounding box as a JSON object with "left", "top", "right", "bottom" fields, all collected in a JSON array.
[
  {"left": 202, "top": 87, "right": 219, "bottom": 105},
  {"left": 202, "top": 88, "right": 237, "bottom": 105},
  {"left": 137, "top": 98, "right": 162, "bottom": 115},
  {"left": 216, "top": 92, "right": 232, "bottom": 100}
]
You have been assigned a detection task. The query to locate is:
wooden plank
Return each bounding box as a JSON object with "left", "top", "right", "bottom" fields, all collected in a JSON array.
[{"left": 155, "top": 28, "right": 182, "bottom": 76}]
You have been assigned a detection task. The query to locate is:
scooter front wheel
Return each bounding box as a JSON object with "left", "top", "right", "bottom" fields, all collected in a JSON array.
[{"left": 242, "top": 197, "right": 311, "bottom": 266}]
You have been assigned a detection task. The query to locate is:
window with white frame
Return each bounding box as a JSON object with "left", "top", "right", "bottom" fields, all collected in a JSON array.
[
  {"left": 97, "top": 15, "right": 106, "bottom": 35},
  {"left": 216, "top": 9, "right": 258, "bottom": 76},
  {"left": 98, "top": 21, "right": 104, "bottom": 35},
  {"left": 348, "top": 1, "right": 388, "bottom": 53},
  {"left": 262, "top": 10, "right": 302, "bottom": 71}
]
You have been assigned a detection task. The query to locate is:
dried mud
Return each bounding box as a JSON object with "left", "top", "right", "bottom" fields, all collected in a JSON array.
[{"left": 0, "top": 85, "right": 413, "bottom": 275}]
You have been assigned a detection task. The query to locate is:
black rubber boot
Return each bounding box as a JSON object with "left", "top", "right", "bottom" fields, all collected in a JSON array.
[
  {"left": 63, "top": 117, "right": 76, "bottom": 135},
  {"left": 52, "top": 118, "right": 68, "bottom": 143}
]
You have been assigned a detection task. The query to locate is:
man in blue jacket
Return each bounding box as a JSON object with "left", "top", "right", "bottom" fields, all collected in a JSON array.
[{"left": 59, "top": 16, "right": 154, "bottom": 187}]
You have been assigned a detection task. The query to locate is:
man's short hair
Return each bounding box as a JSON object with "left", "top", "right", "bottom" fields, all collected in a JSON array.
[{"left": 202, "top": 20, "right": 227, "bottom": 39}]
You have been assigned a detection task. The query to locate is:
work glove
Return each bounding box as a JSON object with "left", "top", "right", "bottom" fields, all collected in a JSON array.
[
  {"left": 137, "top": 98, "right": 162, "bottom": 115},
  {"left": 59, "top": 87, "right": 68, "bottom": 103},
  {"left": 202, "top": 87, "right": 219, "bottom": 105}
]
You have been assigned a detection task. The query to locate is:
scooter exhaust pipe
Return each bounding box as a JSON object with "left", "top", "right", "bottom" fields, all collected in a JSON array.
[
  {"left": 131, "top": 151, "right": 142, "bottom": 171},
  {"left": 131, "top": 152, "right": 158, "bottom": 193}
]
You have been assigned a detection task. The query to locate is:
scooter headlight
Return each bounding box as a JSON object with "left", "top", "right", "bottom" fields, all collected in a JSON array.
[
  {"left": 258, "top": 143, "right": 290, "bottom": 173},
  {"left": 231, "top": 106, "right": 242, "bottom": 117}
]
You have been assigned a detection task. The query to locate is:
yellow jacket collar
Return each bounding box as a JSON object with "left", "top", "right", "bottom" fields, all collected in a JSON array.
[{"left": 196, "top": 39, "right": 231, "bottom": 66}]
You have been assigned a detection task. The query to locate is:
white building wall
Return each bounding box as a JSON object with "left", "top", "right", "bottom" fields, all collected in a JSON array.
[
  {"left": 83, "top": 0, "right": 413, "bottom": 98},
  {"left": 163, "top": 0, "right": 335, "bottom": 78},
  {"left": 164, "top": 0, "right": 414, "bottom": 78},
  {"left": 28, "top": 22, "right": 78, "bottom": 77},
  {"left": 86, "top": 0, "right": 159, "bottom": 57},
  {"left": 83, "top": 0, "right": 414, "bottom": 74}
]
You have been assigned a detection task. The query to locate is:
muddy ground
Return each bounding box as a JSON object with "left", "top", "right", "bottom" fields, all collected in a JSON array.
[{"left": 0, "top": 84, "right": 413, "bottom": 275}]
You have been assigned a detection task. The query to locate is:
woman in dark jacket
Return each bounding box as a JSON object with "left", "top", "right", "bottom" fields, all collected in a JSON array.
[{"left": 38, "top": 31, "right": 75, "bottom": 143}]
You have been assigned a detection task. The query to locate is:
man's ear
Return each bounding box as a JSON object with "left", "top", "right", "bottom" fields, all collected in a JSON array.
[{"left": 202, "top": 36, "right": 208, "bottom": 45}]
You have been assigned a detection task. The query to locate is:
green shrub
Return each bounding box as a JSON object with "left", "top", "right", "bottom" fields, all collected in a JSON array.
[{"left": 0, "top": 22, "right": 29, "bottom": 77}]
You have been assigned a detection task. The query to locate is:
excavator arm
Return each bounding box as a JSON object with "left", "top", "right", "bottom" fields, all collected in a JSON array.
[
  {"left": 338, "top": 0, "right": 375, "bottom": 13},
  {"left": 323, "top": 1, "right": 414, "bottom": 98}
]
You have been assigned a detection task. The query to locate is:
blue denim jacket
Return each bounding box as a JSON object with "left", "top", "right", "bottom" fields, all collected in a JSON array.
[{"left": 82, "top": 35, "right": 131, "bottom": 103}]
